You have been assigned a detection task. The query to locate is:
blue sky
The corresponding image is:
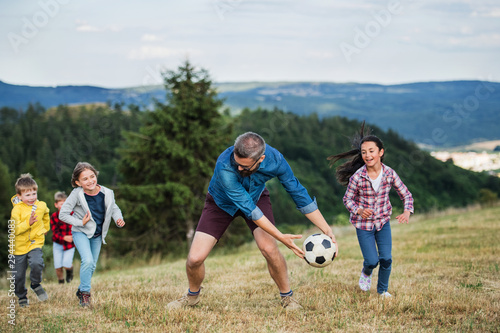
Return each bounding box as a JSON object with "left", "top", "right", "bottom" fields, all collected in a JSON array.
[{"left": 1, "top": 0, "right": 499, "bottom": 88}]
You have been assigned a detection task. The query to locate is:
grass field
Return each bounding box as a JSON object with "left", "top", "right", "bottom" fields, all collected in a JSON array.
[{"left": 2, "top": 205, "right": 499, "bottom": 332}]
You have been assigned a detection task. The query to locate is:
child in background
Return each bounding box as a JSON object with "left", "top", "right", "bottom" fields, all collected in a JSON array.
[
  {"left": 328, "top": 122, "right": 414, "bottom": 297},
  {"left": 11, "top": 173, "right": 50, "bottom": 307},
  {"left": 50, "top": 191, "right": 75, "bottom": 284},
  {"left": 59, "top": 162, "right": 125, "bottom": 307}
]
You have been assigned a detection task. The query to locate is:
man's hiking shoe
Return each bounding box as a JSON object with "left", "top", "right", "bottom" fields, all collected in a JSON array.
[
  {"left": 359, "top": 269, "right": 372, "bottom": 292},
  {"left": 19, "top": 297, "right": 29, "bottom": 307},
  {"left": 80, "top": 291, "right": 91, "bottom": 307},
  {"left": 31, "top": 285, "right": 48, "bottom": 301},
  {"left": 281, "top": 296, "right": 303, "bottom": 311},
  {"left": 166, "top": 293, "right": 201, "bottom": 310}
]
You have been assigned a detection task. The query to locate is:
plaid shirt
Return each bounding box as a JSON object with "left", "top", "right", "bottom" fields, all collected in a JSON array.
[
  {"left": 343, "top": 164, "right": 414, "bottom": 231},
  {"left": 50, "top": 210, "right": 75, "bottom": 250}
]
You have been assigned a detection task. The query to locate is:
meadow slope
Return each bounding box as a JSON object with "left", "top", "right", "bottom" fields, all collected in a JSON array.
[{"left": 2, "top": 205, "right": 499, "bottom": 332}]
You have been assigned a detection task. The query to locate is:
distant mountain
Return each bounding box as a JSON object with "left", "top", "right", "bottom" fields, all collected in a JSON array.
[
  {"left": 0, "top": 80, "right": 164, "bottom": 109},
  {"left": 217, "top": 81, "right": 500, "bottom": 148},
  {"left": 1, "top": 80, "right": 499, "bottom": 147}
]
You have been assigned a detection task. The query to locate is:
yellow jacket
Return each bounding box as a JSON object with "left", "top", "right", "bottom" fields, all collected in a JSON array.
[{"left": 11, "top": 195, "right": 50, "bottom": 255}]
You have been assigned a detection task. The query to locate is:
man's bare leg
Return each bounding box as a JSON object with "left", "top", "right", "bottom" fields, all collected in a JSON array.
[
  {"left": 253, "top": 227, "right": 290, "bottom": 293},
  {"left": 186, "top": 231, "right": 217, "bottom": 292}
]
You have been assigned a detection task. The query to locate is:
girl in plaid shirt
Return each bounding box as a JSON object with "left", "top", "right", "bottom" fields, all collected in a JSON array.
[{"left": 328, "top": 122, "right": 414, "bottom": 297}]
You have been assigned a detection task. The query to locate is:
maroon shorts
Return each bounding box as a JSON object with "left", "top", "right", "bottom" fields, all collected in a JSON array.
[{"left": 196, "top": 188, "right": 275, "bottom": 240}]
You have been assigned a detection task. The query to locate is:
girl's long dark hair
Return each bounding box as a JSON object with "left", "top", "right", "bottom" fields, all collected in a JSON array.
[{"left": 327, "top": 121, "right": 385, "bottom": 186}]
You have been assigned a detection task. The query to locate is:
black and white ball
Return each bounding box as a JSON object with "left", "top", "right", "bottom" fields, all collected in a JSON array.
[{"left": 303, "top": 233, "right": 336, "bottom": 268}]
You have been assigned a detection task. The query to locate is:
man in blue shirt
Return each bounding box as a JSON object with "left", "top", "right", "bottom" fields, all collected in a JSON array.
[{"left": 167, "top": 132, "right": 337, "bottom": 311}]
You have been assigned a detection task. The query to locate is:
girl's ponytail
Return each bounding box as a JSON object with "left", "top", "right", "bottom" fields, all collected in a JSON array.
[
  {"left": 327, "top": 121, "right": 385, "bottom": 186},
  {"left": 327, "top": 122, "right": 366, "bottom": 186}
]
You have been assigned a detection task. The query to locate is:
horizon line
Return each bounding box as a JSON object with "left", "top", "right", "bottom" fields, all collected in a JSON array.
[{"left": 1, "top": 78, "right": 500, "bottom": 90}]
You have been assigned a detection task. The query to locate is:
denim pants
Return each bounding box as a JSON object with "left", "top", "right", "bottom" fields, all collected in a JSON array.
[
  {"left": 356, "top": 222, "right": 392, "bottom": 294},
  {"left": 14, "top": 247, "right": 44, "bottom": 299},
  {"left": 72, "top": 232, "right": 102, "bottom": 292}
]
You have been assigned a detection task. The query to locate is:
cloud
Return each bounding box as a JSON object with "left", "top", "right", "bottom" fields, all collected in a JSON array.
[
  {"left": 75, "top": 20, "right": 121, "bottom": 33},
  {"left": 472, "top": 7, "right": 500, "bottom": 17},
  {"left": 76, "top": 23, "right": 100, "bottom": 32},
  {"left": 422, "top": 2, "right": 473, "bottom": 15},
  {"left": 417, "top": 32, "right": 500, "bottom": 51},
  {"left": 128, "top": 46, "right": 201, "bottom": 60},
  {"left": 141, "top": 34, "right": 163, "bottom": 42},
  {"left": 2, "top": 0, "right": 499, "bottom": 87},
  {"left": 448, "top": 33, "right": 500, "bottom": 48},
  {"left": 306, "top": 51, "right": 335, "bottom": 59}
]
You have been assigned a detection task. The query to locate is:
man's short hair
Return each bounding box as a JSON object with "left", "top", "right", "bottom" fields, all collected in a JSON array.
[
  {"left": 15, "top": 173, "right": 38, "bottom": 194},
  {"left": 234, "top": 132, "right": 266, "bottom": 160},
  {"left": 54, "top": 191, "right": 67, "bottom": 202}
]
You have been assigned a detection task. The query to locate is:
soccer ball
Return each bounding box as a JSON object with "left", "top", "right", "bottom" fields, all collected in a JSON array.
[{"left": 303, "top": 233, "right": 336, "bottom": 268}]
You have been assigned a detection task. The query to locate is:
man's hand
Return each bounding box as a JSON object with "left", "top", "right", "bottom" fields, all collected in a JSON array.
[
  {"left": 279, "top": 234, "right": 304, "bottom": 258},
  {"left": 304, "top": 209, "right": 339, "bottom": 258},
  {"left": 63, "top": 235, "right": 73, "bottom": 243},
  {"left": 324, "top": 229, "right": 339, "bottom": 258}
]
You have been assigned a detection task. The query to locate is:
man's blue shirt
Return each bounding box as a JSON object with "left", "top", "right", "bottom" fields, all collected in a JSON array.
[{"left": 208, "top": 144, "right": 318, "bottom": 220}]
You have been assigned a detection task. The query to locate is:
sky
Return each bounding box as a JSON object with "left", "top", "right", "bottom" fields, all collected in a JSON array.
[{"left": 1, "top": 0, "right": 499, "bottom": 88}]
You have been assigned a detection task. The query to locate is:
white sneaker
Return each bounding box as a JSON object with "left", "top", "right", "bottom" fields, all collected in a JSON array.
[
  {"left": 358, "top": 269, "right": 372, "bottom": 291},
  {"left": 379, "top": 291, "right": 392, "bottom": 298}
]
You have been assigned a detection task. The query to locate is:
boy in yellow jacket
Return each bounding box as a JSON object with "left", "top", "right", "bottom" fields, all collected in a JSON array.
[{"left": 11, "top": 173, "right": 50, "bottom": 307}]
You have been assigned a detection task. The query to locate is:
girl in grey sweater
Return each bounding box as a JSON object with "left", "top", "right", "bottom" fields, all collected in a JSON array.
[{"left": 60, "top": 162, "right": 125, "bottom": 307}]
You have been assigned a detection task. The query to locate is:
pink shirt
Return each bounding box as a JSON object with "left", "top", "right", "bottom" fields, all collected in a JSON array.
[{"left": 343, "top": 164, "right": 414, "bottom": 231}]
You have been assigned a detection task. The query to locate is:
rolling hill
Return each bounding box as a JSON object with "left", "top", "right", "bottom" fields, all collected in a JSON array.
[{"left": 1, "top": 80, "right": 499, "bottom": 147}]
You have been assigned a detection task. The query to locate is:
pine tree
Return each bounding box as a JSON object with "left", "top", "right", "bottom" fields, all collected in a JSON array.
[{"left": 118, "top": 61, "right": 232, "bottom": 253}]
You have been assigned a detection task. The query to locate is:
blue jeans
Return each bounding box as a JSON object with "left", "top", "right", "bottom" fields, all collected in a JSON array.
[
  {"left": 356, "top": 222, "right": 392, "bottom": 294},
  {"left": 72, "top": 232, "right": 102, "bottom": 292}
]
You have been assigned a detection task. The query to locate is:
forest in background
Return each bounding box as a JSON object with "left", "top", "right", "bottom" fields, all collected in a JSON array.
[
  {"left": 1, "top": 62, "right": 499, "bottom": 273},
  {"left": 2, "top": 80, "right": 500, "bottom": 147}
]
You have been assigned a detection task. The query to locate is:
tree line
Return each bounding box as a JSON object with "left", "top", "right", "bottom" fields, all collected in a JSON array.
[{"left": 2, "top": 62, "right": 499, "bottom": 272}]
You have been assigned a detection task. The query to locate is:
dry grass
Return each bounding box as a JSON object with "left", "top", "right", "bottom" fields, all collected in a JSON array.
[{"left": 2, "top": 205, "right": 499, "bottom": 332}]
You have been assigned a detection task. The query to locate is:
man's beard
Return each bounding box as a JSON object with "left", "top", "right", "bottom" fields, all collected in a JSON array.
[{"left": 238, "top": 163, "right": 261, "bottom": 177}]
